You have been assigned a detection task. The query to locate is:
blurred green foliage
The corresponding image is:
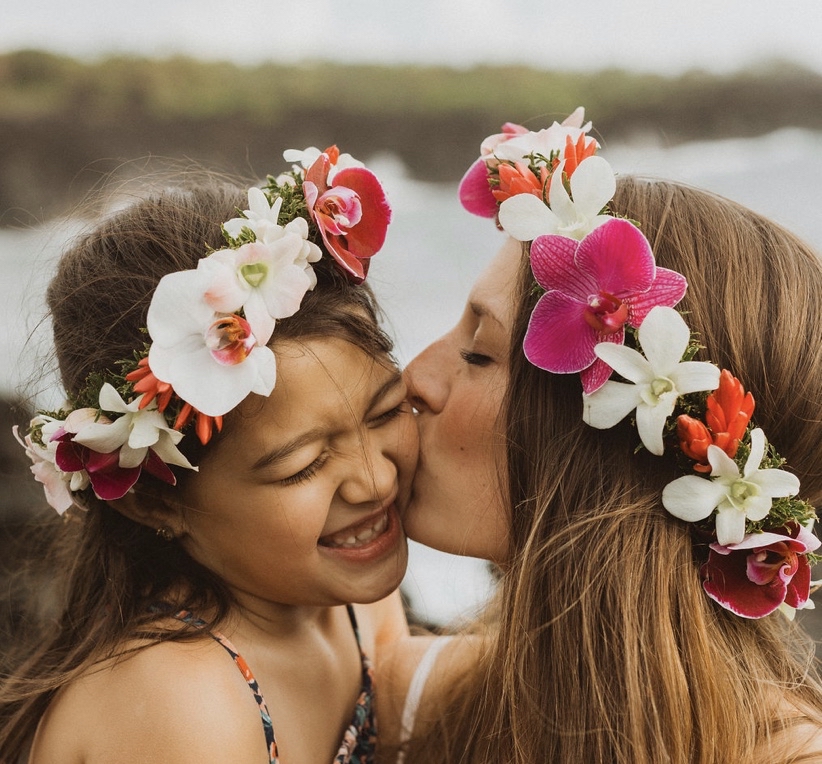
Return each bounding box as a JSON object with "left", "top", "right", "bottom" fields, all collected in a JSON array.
[{"left": 2, "top": 49, "right": 822, "bottom": 223}]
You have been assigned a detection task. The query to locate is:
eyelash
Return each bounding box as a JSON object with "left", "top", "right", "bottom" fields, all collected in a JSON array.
[
  {"left": 369, "top": 402, "right": 408, "bottom": 427},
  {"left": 460, "top": 349, "right": 493, "bottom": 367},
  {"left": 280, "top": 456, "right": 326, "bottom": 486}
]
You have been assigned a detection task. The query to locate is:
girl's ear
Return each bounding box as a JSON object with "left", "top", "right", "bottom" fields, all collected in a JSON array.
[{"left": 109, "top": 484, "right": 187, "bottom": 539}]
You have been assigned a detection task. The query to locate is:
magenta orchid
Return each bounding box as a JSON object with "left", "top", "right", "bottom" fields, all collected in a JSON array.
[
  {"left": 303, "top": 147, "right": 391, "bottom": 282},
  {"left": 523, "top": 218, "right": 688, "bottom": 393},
  {"left": 701, "top": 523, "right": 820, "bottom": 619}
]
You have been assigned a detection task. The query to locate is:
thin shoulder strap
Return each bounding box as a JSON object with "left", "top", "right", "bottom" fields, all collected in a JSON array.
[
  {"left": 172, "top": 610, "right": 279, "bottom": 764},
  {"left": 396, "top": 636, "right": 454, "bottom": 764}
]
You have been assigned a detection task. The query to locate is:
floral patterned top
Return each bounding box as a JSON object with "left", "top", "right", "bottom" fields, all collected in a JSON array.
[{"left": 172, "top": 605, "right": 376, "bottom": 764}]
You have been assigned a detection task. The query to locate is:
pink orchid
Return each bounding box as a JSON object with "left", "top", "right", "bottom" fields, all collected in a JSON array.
[
  {"left": 13, "top": 422, "right": 74, "bottom": 514},
  {"left": 53, "top": 428, "right": 177, "bottom": 501},
  {"left": 303, "top": 147, "right": 391, "bottom": 283},
  {"left": 702, "top": 523, "right": 820, "bottom": 618},
  {"left": 523, "top": 218, "right": 688, "bottom": 393}
]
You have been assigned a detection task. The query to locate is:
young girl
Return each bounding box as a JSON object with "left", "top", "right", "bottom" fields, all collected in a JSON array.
[
  {"left": 2, "top": 146, "right": 417, "bottom": 763},
  {"left": 382, "top": 110, "right": 822, "bottom": 762}
]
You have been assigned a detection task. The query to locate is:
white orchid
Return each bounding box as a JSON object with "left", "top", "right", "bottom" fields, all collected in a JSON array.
[
  {"left": 661, "top": 427, "right": 801, "bottom": 546},
  {"left": 491, "top": 107, "right": 594, "bottom": 164},
  {"left": 223, "top": 186, "right": 285, "bottom": 242},
  {"left": 147, "top": 268, "right": 277, "bottom": 417},
  {"left": 72, "top": 383, "right": 195, "bottom": 471},
  {"left": 198, "top": 236, "right": 316, "bottom": 346},
  {"left": 497, "top": 155, "right": 616, "bottom": 242},
  {"left": 582, "top": 306, "right": 720, "bottom": 456}
]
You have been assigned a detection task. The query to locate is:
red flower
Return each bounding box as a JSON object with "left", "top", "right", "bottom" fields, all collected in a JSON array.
[
  {"left": 677, "top": 370, "right": 754, "bottom": 472},
  {"left": 701, "top": 523, "right": 820, "bottom": 618},
  {"left": 53, "top": 429, "right": 176, "bottom": 501},
  {"left": 303, "top": 146, "right": 391, "bottom": 283}
]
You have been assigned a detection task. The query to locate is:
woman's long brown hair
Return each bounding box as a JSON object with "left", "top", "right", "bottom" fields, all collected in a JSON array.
[{"left": 407, "top": 177, "right": 822, "bottom": 763}]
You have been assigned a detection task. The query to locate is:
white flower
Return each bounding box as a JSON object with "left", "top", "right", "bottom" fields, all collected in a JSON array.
[
  {"left": 222, "top": 187, "right": 322, "bottom": 289},
  {"left": 282, "top": 146, "right": 363, "bottom": 181},
  {"left": 223, "top": 186, "right": 285, "bottom": 241},
  {"left": 582, "top": 306, "right": 720, "bottom": 455},
  {"left": 147, "top": 268, "right": 277, "bottom": 417},
  {"left": 491, "top": 111, "right": 594, "bottom": 164},
  {"left": 661, "top": 427, "right": 801, "bottom": 546},
  {"left": 198, "top": 236, "right": 316, "bottom": 346},
  {"left": 497, "top": 156, "right": 616, "bottom": 242},
  {"left": 73, "top": 383, "right": 195, "bottom": 471}
]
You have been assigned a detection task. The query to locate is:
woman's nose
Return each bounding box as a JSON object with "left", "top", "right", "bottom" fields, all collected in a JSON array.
[{"left": 404, "top": 336, "right": 449, "bottom": 415}]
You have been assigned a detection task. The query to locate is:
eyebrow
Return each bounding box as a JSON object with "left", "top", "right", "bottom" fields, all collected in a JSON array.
[
  {"left": 250, "top": 369, "right": 404, "bottom": 472},
  {"left": 469, "top": 300, "right": 504, "bottom": 329}
]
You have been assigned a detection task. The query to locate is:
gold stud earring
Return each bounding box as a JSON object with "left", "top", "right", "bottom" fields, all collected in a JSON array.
[{"left": 156, "top": 526, "right": 175, "bottom": 542}]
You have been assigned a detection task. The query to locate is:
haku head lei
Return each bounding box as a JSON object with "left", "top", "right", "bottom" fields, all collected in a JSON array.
[
  {"left": 460, "top": 109, "right": 819, "bottom": 620},
  {"left": 15, "top": 145, "right": 392, "bottom": 514}
]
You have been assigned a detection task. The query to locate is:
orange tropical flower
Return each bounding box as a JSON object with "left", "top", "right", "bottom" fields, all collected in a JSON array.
[
  {"left": 173, "top": 402, "right": 223, "bottom": 446},
  {"left": 492, "top": 162, "right": 549, "bottom": 204},
  {"left": 125, "top": 356, "right": 174, "bottom": 412},
  {"left": 552, "top": 133, "right": 598, "bottom": 178},
  {"left": 677, "top": 370, "right": 755, "bottom": 472}
]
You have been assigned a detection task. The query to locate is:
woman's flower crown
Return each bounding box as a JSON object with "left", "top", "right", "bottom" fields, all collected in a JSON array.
[
  {"left": 15, "top": 145, "right": 392, "bottom": 514},
  {"left": 460, "top": 110, "right": 819, "bottom": 620}
]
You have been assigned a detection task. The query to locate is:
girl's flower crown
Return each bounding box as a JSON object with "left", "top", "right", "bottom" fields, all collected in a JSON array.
[
  {"left": 15, "top": 146, "right": 392, "bottom": 515},
  {"left": 460, "top": 110, "right": 819, "bottom": 620}
]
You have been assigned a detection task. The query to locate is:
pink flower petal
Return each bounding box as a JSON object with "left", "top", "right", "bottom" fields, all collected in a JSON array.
[
  {"left": 628, "top": 267, "right": 688, "bottom": 326},
  {"left": 580, "top": 335, "right": 624, "bottom": 393},
  {"left": 332, "top": 167, "right": 391, "bottom": 257},
  {"left": 458, "top": 159, "right": 498, "bottom": 217},
  {"left": 575, "top": 219, "right": 655, "bottom": 297},
  {"left": 523, "top": 291, "right": 599, "bottom": 373},
  {"left": 785, "top": 557, "right": 812, "bottom": 608},
  {"left": 529, "top": 234, "right": 598, "bottom": 297}
]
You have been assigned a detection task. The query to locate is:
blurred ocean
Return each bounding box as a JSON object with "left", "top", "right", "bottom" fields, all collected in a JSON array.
[{"left": 3, "top": 127, "right": 822, "bottom": 626}]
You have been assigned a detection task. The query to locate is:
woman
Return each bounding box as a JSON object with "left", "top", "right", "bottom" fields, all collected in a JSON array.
[
  {"left": 380, "top": 111, "right": 822, "bottom": 763},
  {"left": 2, "top": 147, "right": 417, "bottom": 763}
]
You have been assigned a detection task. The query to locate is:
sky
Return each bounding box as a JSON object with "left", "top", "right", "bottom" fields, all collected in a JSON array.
[{"left": 5, "top": 0, "right": 822, "bottom": 75}]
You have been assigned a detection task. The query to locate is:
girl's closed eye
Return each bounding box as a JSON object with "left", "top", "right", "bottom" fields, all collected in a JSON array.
[
  {"left": 369, "top": 400, "right": 411, "bottom": 428},
  {"left": 280, "top": 454, "right": 328, "bottom": 486},
  {"left": 460, "top": 349, "right": 494, "bottom": 367}
]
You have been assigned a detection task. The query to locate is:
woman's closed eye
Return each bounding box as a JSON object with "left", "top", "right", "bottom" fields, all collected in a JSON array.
[{"left": 460, "top": 349, "right": 494, "bottom": 367}]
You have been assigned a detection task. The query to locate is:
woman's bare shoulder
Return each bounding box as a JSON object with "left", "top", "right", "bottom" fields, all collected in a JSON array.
[
  {"left": 29, "top": 636, "right": 269, "bottom": 764},
  {"left": 376, "top": 631, "right": 486, "bottom": 748}
]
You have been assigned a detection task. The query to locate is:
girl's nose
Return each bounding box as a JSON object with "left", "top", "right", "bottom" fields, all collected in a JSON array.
[{"left": 338, "top": 435, "right": 397, "bottom": 507}]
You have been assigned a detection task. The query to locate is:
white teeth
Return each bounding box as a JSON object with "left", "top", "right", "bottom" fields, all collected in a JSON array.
[{"left": 323, "top": 513, "right": 388, "bottom": 549}]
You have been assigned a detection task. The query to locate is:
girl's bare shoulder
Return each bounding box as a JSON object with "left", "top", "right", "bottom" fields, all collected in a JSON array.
[{"left": 30, "top": 636, "right": 269, "bottom": 764}]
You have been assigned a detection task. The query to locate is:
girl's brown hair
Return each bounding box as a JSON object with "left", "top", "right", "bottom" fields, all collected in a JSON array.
[
  {"left": 410, "top": 177, "right": 822, "bottom": 763},
  {"left": 0, "top": 178, "right": 393, "bottom": 760}
]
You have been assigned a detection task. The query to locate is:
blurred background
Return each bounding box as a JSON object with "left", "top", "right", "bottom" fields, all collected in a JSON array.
[{"left": 2, "top": 0, "right": 822, "bottom": 634}]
